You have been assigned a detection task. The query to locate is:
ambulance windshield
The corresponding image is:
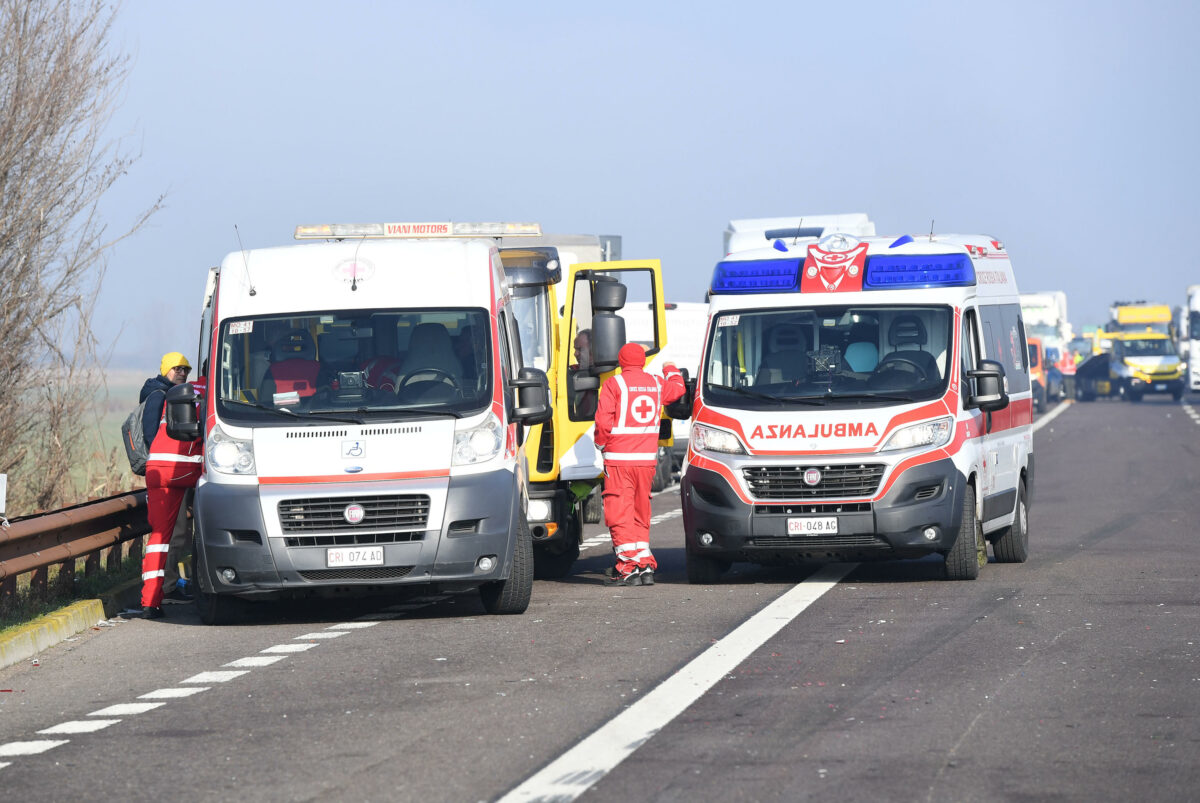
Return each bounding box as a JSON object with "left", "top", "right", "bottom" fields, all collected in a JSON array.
[
  {"left": 703, "top": 305, "right": 954, "bottom": 408},
  {"left": 214, "top": 308, "right": 491, "bottom": 423}
]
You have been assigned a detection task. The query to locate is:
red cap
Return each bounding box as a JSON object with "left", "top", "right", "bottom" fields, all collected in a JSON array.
[{"left": 618, "top": 343, "right": 645, "bottom": 369}]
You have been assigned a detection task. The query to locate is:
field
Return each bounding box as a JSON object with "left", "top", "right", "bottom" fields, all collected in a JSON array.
[{"left": 75, "top": 369, "right": 149, "bottom": 498}]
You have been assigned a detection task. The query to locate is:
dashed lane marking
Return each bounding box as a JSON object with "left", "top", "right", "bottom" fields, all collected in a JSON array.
[
  {"left": 580, "top": 508, "right": 683, "bottom": 554},
  {"left": 1032, "top": 399, "right": 1072, "bottom": 433},
  {"left": 38, "top": 720, "right": 121, "bottom": 735},
  {"left": 498, "top": 563, "right": 856, "bottom": 802},
  {"left": 295, "top": 631, "right": 348, "bottom": 639},
  {"left": 181, "top": 670, "right": 249, "bottom": 684},
  {"left": 225, "top": 656, "right": 287, "bottom": 668},
  {"left": 88, "top": 702, "right": 165, "bottom": 717},
  {"left": 327, "top": 621, "right": 380, "bottom": 629},
  {"left": 261, "top": 643, "right": 318, "bottom": 654},
  {"left": 139, "top": 687, "right": 209, "bottom": 700}
]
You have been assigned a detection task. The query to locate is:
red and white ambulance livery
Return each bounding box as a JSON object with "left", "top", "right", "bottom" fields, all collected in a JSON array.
[
  {"left": 682, "top": 215, "right": 1033, "bottom": 581},
  {"left": 167, "top": 223, "right": 552, "bottom": 623}
]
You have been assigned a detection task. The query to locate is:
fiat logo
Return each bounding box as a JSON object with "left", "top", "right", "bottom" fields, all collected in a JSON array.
[
  {"left": 803, "top": 468, "right": 822, "bottom": 486},
  {"left": 343, "top": 503, "right": 366, "bottom": 524}
]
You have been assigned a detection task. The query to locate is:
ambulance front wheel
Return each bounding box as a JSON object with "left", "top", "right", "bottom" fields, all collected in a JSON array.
[
  {"left": 686, "top": 549, "right": 730, "bottom": 584},
  {"left": 480, "top": 517, "right": 533, "bottom": 615},
  {"left": 944, "top": 484, "right": 985, "bottom": 580}
]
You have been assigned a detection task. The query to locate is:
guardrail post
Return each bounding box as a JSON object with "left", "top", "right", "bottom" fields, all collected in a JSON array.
[
  {"left": 57, "top": 557, "right": 76, "bottom": 594},
  {"left": 85, "top": 548, "right": 101, "bottom": 577},
  {"left": 106, "top": 541, "right": 122, "bottom": 572},
  {"left": 1, "top": 575, "right": 13, "bottom": 601},
  {"left": 30, "top": 566, "right": 48, "bottom": 598}
]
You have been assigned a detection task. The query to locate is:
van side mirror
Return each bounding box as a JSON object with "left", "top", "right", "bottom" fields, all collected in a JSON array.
[
  {"left": 966, "top": 359, "right": 1009, "bottom": 412},
  {"left": 165, "top": 383, "right": 202, "bottom": 441},
  {"left": 511, "top": 367, "right": 552, "bottom": 425},
  {"left": 664, "top": 368, "right": 695, "bottom": 420}
]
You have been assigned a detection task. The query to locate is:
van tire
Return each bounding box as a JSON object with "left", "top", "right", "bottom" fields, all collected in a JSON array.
[
  {"left": 582, "top": 486, "right": 602, "bottom": 524},
  {"left": 945, "top": 484, "right": 985, "bottom": 580},
  {"left": 686, "top": 550, "right": 730, "bottom": 584},
  {"left": 480, "top": 518, "right": 533, "bottom": 614},
  {"left": 192, "top": 534, "right": 244, "bottom": 626},
  {"left": 991, "top": 480, "right": 1029, "bottom": 563}
]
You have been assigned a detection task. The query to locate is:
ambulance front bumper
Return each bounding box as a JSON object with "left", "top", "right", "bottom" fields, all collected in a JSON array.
[
  {"left": 193, "top": 470, "right": 521, "bottom": 599},
  {"left": 681, "top": 457, "right": 967, "bottom": 562}
]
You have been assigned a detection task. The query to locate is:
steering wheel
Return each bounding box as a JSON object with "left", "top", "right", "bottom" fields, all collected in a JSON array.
[
  {"left": 875, "top": 356, "right": 931, "bottom": 381},
  {"left": 395, "top": 368, "right": 462, "bottom": 391}
]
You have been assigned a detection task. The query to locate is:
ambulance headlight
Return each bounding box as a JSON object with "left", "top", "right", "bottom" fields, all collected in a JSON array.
[
  {"left": 454, "top": 414, "right": 503, "bottom": 465},
  {"left": 691, "top": 423, "right": 746, "bottom": 455},
  {"left": 207, "top": 424, "right": 256, "bottom": 475},
  {"left": 880, "top": 417, "right": 954, "bottom": 452}
]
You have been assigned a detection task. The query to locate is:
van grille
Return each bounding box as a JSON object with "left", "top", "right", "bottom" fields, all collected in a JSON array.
[
  {"left": 297, "top": 566, "right": 414, "bottom": 582},
  {"left": 278, "top": 494, "right": 430, "bottom": 533},
  {"left": 749, "top": 534, "right": 887, "bottom": 549},
  {"left": 284, "top": 532, "right": 425, "bottom": 547},
  {"left": 743, "top": 464, "right": 885, "bottom": 500}
]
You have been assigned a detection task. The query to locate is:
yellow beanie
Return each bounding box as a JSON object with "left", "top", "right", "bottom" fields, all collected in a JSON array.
[{"left": 160, "top": 352, "right": 191, "bottom": 376}]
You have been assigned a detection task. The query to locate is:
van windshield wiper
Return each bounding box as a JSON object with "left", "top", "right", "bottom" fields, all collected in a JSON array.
[
  {"left": 224, "top": 399, "right": 363, "bottom": 424},
  {"left": 708, "top": 384, "right": 788, "bottom": 405},
  {"left": 339, "top": 405, "right": 464, "bottom": 420},
  {"left": 826, "top": 392, "right": 918, "bottom": 404}
]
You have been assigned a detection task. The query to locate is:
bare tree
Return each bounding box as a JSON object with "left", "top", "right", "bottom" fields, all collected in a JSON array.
[{"left": 0, "top": 0, "right": 161, "bottom": 512}]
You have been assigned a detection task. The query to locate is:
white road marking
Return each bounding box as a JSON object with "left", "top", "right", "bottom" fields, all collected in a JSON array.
[
  {"left": 0, "top": 761, "right": 10, "bottom": 770},
  {"left": 181, "top": 670, "right": 249, "bottom": 684},
  {"left": 88, "top": 702, "right": 165, "bottom": 716},
  {"left": 649, "top": 482, "right": 679, "bottom": 497},
  {"left": 1032, "top": 400, "right": 1072, "bottom": 433},
  {"left": 261, "top": 643, "right": 317, "bottom": 654},
  {"left": 225, "top": 656, "right": 287, "bottom": 668},
  {"left": 295, "top": 631, "right": 347, "bottom": 639},
  {"left": 498, "top": 563, "right": 856, "bottom": 803},
  {"left": 0, "top": 741, "right": 69, "bottom": 757},
  {"left": 139, "top": 687, "right": 209, "bottom": 700},
  {"left": 39, "top": 720, "right": 120, "bottom": 735},
  {"left": 328, "top": 621, "right": 380, "bottom": 629}
]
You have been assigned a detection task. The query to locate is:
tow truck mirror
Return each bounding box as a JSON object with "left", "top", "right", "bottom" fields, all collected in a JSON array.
[
  {"left": 587, "top": 277, "right": 626, "bottom": 373},
  {"left": 512, "top": 367, "right": 552, "bottom": 425},
  {"left": 165, "top": 382, "right": 202, "bottom": 441},
  {"left": 966, "top": 359, "right": 1009, "bottom": 412},
  {"left": 664, "top": 368, "right": 695, "bottom": 420}
]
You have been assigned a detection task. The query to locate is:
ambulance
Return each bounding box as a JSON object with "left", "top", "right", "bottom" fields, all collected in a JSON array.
[
  {"left": 681, "top": 215, "right": 1033, "bottom": 582},
  {"left": 164, "top": 222, "right": 553, "bottom": 624}
]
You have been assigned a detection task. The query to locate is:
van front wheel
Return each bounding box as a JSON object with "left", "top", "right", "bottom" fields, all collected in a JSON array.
[
  {"left": 480, "top": 518, "right": 533, "bottom": 614},
  {"left": 945, "top": 484, "right": 985, "bottom": 580}
]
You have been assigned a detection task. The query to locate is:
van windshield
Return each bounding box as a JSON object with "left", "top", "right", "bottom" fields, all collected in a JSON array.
[
  {"left": 214, "top": 308, "right": 491, "bottom": 424},
  {"left": 703, "top": 305, "right": 953, "bottom": 409}
]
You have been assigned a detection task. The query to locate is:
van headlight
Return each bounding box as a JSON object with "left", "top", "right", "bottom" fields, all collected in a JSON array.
[
  {"left": 880, "top": 417, "right": 953, "bottom": 452},
  {"left": 207, "top": 424, "right": 256, "bottom": 475},
  {"left": 454, "top": 414, "right": 503, "bottom": 465},
  {"left": 691, "top": 423, "right": 746, "bottom": 455}
]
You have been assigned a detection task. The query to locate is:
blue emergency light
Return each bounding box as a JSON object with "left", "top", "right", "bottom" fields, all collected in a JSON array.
[
  {"left": 863, "top": 253, "right": 975, "bottom": 289},
  {"left": 710, "top": 258, "right": 802, "bottom": 294}
]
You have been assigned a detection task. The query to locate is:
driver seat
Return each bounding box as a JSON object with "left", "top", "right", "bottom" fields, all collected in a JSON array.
[
  {"left": 396, "top": 323, "right": 463, "bottom": 395},
  {"left": 874, "top": 315, "right": 939, "bottom": 380}
]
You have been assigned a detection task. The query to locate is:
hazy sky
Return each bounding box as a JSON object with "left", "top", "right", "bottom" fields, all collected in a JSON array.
[{"left": 96, "top": 0, "right": 1200, "bottom": 368}]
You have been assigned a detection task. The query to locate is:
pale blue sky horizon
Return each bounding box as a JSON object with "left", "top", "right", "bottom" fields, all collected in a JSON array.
[{"left": 96, "top": 0, "right": 1200, "bottom": 369}]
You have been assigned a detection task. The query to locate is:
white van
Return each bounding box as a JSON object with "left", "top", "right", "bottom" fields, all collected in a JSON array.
[
  {"left": 165, "top": 223, "right": 552, "bottom": 623},
  {"left": 681, "top": 218, "right": 1033, "bottom": 581}
]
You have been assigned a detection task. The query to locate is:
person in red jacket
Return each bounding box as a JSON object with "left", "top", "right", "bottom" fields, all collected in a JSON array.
[
  {"left": 594, "top": 343, "right": 686, "bottom": 585},
  {"left": 126, "top": 352, "right": 204, "bottom": 619}
]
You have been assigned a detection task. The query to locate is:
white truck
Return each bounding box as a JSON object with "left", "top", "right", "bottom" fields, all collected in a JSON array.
[
  {"left": 1187, "top": 284, "right": 1200, "bottom": 389},
  {"left": 1019, "top": 291, "right": 1072, "bottom": 349}
]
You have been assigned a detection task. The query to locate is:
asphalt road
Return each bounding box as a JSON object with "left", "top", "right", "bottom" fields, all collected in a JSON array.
[{"left": 2, "top": 395, "right": 1199, "bottom": 802}]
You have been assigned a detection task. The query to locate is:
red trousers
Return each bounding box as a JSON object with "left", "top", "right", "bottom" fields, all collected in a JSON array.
[
  {"left": 142, "top": 484, "right": 187, "bottom": 607},
  {"left": 602, "top": 463, "right": 656, "bottom": 576}
]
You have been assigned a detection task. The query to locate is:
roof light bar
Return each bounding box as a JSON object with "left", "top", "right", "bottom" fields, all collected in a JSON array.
[
  {"left": 863, "top": 253, "right": 975, "bottom": 289},
  {"left": 710, "top": 258, "right": 802, "bottom": 294},
  {"left": 294, "top": 222, "right": 542, "bottom": 240}
]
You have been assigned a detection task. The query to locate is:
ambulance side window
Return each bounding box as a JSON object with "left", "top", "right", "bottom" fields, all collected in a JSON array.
[
  {"left": 1001, "top": 304, "right": 1031, "bottom": 394},
  {"left": 496, "top": 312, "right": 515, "bottom": 411}
]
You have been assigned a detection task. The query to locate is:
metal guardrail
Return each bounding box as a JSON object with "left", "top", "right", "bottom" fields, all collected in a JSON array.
[{"left": 0, "top": 490, "right": 150, "bottom": 600}]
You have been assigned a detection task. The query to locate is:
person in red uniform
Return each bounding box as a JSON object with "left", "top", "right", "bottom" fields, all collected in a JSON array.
[
  {"left": 594, "top": 343, "right": 686, "bottom": 585},
  {"left": 127, "top": 352, "right": 204, "bottom": 619}
]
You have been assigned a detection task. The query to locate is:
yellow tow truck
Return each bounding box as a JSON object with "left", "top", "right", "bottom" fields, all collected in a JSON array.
[
  {"left": 499, "top": 242, "right": 670, "bottom": 577},
  {"left": 1074, "top": 330, "right": 1184, "bottom": 402}
]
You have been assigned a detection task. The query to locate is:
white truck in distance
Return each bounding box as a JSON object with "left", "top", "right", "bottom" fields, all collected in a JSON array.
[
  {"left": 1019, "top": 291, "right": 1072, "bottom": 349},
  {"left": 1187, "top": 284, "right": 1200, "bottom": 389}
]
